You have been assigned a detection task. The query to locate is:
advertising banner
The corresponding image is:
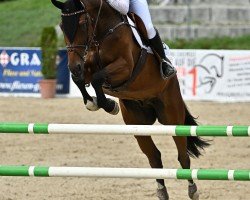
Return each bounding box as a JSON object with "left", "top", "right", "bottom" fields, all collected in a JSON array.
[
  {"left": 169, "top": 49, "right": 250, "bottom": 102},
  {"left": 69, "top": 49, "right": 250, "bottom": 102},
  {"left": 1, "top": 48, "right": 250, "bottom": 102},
  {"left": 0, "top": 48, "right": 69, "bottom": 95}
]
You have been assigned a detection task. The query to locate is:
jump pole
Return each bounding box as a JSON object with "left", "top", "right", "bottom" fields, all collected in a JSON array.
[
  {"left": 0, "top": 123, "right": 250, "bottom": 137},
  {"left": 0, "top": 166, "right": 249, "bottom": 181}
]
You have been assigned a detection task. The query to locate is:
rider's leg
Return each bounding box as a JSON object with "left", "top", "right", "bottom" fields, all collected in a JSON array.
[
  {"left": 129, "top": 0, "right": 156, "bottom": 39},
  {"left": 129, "top": 0, "right": 176, "bottom": 79},
  {"left": 106, "top": 0, "right": 129, "bottom": 15},
  {"left": 148, "top": 30, "right": 176, "bottom": 79}
]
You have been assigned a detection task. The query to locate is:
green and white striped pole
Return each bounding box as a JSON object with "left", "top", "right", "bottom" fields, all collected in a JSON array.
[
  {"left": 0, "top": 166, "right": 249, "bottom": 181},
  {"left": 0, "top": 123, "right": 250, "bottom": 137}
]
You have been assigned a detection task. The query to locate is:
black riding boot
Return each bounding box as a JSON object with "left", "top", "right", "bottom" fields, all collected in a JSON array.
[{"left": 149, "top": 30, "right": 176, "bottom": 79}]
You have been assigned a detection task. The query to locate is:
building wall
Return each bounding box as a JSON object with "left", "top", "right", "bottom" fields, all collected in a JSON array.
[{"left": 148, "top": 0, "right": 250, "bottom": 39}]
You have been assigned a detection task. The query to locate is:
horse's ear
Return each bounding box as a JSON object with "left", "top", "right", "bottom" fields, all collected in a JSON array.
[{"left": 51, "top": 0, "right": 64, "bottom": 10}]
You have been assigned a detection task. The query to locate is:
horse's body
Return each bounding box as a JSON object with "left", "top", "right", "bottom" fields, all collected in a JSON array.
[{"left": 51, "top": 0, "right": 209, "bottom": 199}]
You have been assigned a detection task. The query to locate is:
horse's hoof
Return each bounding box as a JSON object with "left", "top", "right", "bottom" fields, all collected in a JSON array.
[
  {"left": 107, "top": 98, "right": 119, "bottom": 115},
  {"left": 86, "top": 97, "right": 100, "bottom": 111},
  {"left": 157, "top": 186, "right": 169, "bottom": 200},
  {"left": 188, "top": 183, "right": 199, "bottom": 200}
]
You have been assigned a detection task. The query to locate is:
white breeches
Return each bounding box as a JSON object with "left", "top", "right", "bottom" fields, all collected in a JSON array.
[
  {"left": 129, "top": 0, "right": 156, "bottom": 39},
  {"left": 107, "top": 0, "right": 156, "bottom": 39},
  {"left": 106, "top": 0, "right": 130, "bottom": 15}
]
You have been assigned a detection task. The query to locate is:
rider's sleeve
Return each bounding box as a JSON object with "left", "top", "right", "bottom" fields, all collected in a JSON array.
[{"left": 106, "top": 0, "right": 129, "bottom": 15}]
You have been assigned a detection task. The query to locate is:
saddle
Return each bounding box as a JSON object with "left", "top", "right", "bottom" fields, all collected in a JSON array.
[
  {"left": 127, "top": 13, "right": 149, "bottom": 47},
  {"left": 127, "top": 13, "right": 170, "bottom": 57},
  {"left": 104, "top": 13, "right": 170, "bottom": 91}
]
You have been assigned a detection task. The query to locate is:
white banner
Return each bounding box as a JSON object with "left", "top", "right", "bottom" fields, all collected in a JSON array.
[
  {"left": 70, "top": 49, "right": 250, "bottom": 102},
  {"left": 1, "top": 48, "right": 249, "bottom": 102},
  {"left": 169, "top": 49, "right": 250, "bottom": 102}
]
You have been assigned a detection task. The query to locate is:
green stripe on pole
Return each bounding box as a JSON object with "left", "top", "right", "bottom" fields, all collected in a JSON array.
[
  {"left": 232, "top": 126, "right": 249, "bottom": 137},
  {"left": 196, "top": 126, "right": 227, "bottom": 136},
  {"left": 34, "top": 166, "right": 49, "bottom": 176},
  {"left": 33, "top": 124, "right": 49, "bottom": 134},
  {"left": 234, "top": 170, "right": 250, "bottom": 181},
  {"left": 175, "top": 126, "right": 191, "bottom": 136},
  {"left": 197, "top": 169, "right": 229, "bottom": 180},
  {"left": 176, "top": 169, "right": 192, "bottom": 179},
  {"left": 0, "top": 123, "right": 29, "bottom": 134},
  {"left": 0, "top": 165, "right": 29, "bottom": 176}
]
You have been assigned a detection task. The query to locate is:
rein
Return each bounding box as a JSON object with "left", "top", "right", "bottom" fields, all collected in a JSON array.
[{"left": 88, "top": 0, "right": 103, "bottom": 45}]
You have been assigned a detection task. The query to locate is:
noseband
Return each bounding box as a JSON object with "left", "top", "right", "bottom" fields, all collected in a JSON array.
[{"left": 61, "top": 9, "right": 85, "bottom": 17}]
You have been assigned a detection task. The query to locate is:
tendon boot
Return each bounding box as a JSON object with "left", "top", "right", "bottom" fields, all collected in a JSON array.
[{"left": 149, "top": 30, "right": 176, "bottom": 79}]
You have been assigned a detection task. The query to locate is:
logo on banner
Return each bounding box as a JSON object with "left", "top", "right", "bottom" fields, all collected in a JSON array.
[
  {"left": 174, "top": 51, "right": 225, "bottom": 97},
  {"left": 0, "top": 50, "right": 41, "bottom": 67},
  {"left": 194, "top": 53, "right": 224, "bottom": 94},
  {"left": 0, "top": 48, "right": 69, "bottom": 94},
  {"left": 0, "top": 50, "right": 10, "bottom": 67}
]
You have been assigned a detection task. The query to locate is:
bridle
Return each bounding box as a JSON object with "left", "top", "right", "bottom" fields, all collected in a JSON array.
[
  {"left": 61, "top": 0, "right": 128, "bottom": 68},
  {"left": 59, "top": 0, "right": 148, "bottom": 91},
  {"left": 61, "top": 0, "right": 103, "bottom": 63}
]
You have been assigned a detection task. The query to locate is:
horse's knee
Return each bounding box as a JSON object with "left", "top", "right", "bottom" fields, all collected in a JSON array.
[
  {"left": 91, "top": 71, "right": 119, "bottom": 114},
  {"left": 91, "top": 71, "right": 106, "bottom": 88}
]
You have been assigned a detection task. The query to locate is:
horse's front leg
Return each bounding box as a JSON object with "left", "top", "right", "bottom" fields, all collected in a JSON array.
[
  {"left": 70, "top": 68, "right": 99, "bottom": 112},
  {"left": 90, "top": 57, "right": 131, "bottom": 115},
  {"left": 91, "top": 70, "right": 119, "bottom": 115}
]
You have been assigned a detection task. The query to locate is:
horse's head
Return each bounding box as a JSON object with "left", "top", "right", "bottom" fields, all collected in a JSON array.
[
  {"left": 52, "top": 0, "right": 126, "bottom": 83},
  {"left": 51, "top": 0, "right": 98, "bottom": 78}
]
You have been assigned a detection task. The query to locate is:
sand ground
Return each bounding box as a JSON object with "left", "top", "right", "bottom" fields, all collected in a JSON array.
[{"left": 0, "top": 97, "right": 250, "bottom": 200}]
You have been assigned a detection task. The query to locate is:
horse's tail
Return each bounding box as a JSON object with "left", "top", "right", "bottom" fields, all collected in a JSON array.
[{"left": 184, "top": 104, "right": 211, "bottom": 158}]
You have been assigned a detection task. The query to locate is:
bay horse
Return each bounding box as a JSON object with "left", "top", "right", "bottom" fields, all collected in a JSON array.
[{"left": 51, "top": 0, "right": 210, "bottom": 199}]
